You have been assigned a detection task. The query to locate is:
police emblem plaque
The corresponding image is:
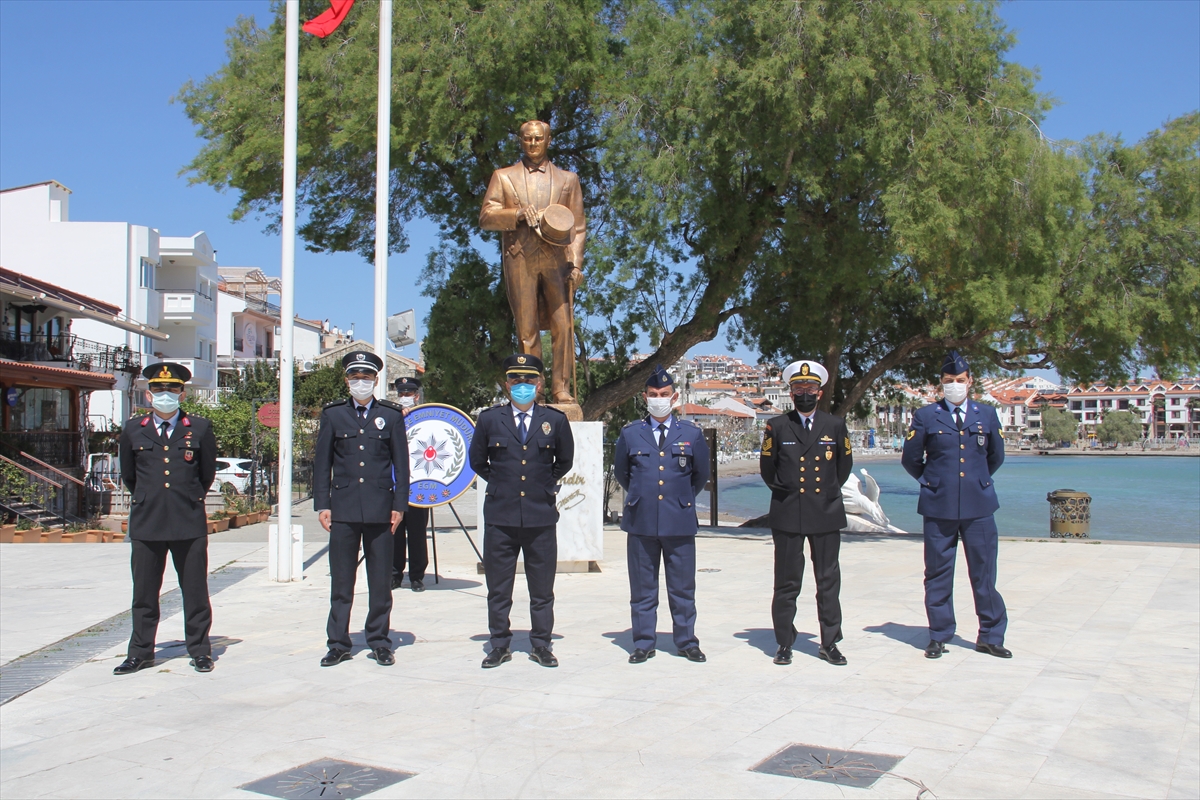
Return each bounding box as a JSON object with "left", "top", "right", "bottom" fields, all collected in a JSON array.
[{"left": 405, "top": 404, "right": 476, "bottom": 508}]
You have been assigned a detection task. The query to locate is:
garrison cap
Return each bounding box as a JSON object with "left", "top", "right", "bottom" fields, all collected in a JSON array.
[
  {"left": 503, "top": 352, "right": 543, "bottom": 377},
  {"left": 941, "top": 350, "right": 970, "bottom": 375},
  {"left": 394, "top": 376, "right": 422, "bottom": 393},
  {"left": 342, "top": 350, "right": 383, "bottom": 375},
  {"left": 646, "top": 364, "right": 674, "bottom": 389},
  {"left": 782, "top": 360, "right": 828, "bottom": 388},
  {"left": 143, "top": 361, "right": 191, "bottom": 385}
]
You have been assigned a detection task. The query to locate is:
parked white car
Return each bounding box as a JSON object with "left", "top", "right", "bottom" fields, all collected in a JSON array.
[{"left": 215, "top": 458, "right": 255, "bottom": 495}]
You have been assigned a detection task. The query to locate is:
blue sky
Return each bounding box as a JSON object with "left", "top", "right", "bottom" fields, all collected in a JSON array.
[{"left": 1, "top": 0, "right": 1197, "bottom": 370}]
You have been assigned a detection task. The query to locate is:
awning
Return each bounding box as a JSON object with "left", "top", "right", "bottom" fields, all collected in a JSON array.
[
  {"left": 0, "top": 360, "right": 118, "bottom": 390},
  {"left": 2, "top": 284, "right": 169, "bottom": 341}
]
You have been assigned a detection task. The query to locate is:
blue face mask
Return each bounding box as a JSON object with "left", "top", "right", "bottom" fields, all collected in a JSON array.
[
  {"left": 509, "top": 383, "right": 537, "bottom": 405},
  {"left": 151, "top": 391, "right": 180, "bottom": 415}
]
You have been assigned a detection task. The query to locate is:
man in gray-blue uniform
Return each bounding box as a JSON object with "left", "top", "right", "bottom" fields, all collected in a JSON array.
[
  {"left": 468, "top": 353, "right": 574, "bottom": 669},
  {"left": 313, "top": 351, "right": 409, "bottom": 668},
  {"left": 613, "top": 365, "right": 711, "bottom": 664},
  {"left": 114, "top": 362, "right": 218, "bottom": 676},
  {"left": 901, "top": 351, "right": 1011, "bottom": 660}
]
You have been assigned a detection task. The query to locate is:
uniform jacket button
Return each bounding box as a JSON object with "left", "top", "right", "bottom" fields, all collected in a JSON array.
[
  {"left": 523, "top": 445, "right": 528, "bottom": 451},
  {"left": 521, "top": 475, "right": 526, "bottom": 481},
  {"left": 960, "top": 472, "right": 965, "bottom": 477},
  {"left": 359, "top": 445, "right": 364, "bottom": 450},
  {"left": 164, "top": 482, "right": 170, "bottom": 488},
  {"left": 163, "top": 445, "right": 169, "bottom": 451},
  {"left": 522, "top": 460, "right": 526, "bottom": 465},
  {"left": 816, "top": 477, "right": 820, "bottom": 482},
  {"left": 659, "top": 465, "right": 665, "bottom": 471},
  {"left": 360, "top": 461, "right": 365, "bottom": 466},
  {"left": 658, "top": 480, "right": 664, "bottom": 486},
  {"left": 659, "top": 451, "right": 665, "bottom": 457},
  {"left": 164, "top": 470, "right": 169, "bottom": 475},
  {"left": 800, "top": 467, "right": 805, "bottom": 472},
  {"left": 960, "top": 444, "right": 965, "bottom": 449},
  {"left": 814, "top": 466, "right": 819, "bottom": 471},
  {"left": 658, "top": 494, "right": 663, "bottom": 500},
  {"left": 800, "top": 477, "right": 805, "bottom": 483},
  {"left": 799, "top": 488, "right": 805, "bottom": 493},
  {"left": 163, "top": 457, "right": 169, "bottom": 463},
  {"left": 815, "top": 488, "right": 820, "bottom": 493},
  {"left": 800, "top": 457, "right": 805, "bottom": 462},
  {"left": 960, "top": 458, "right": 965, "bottom": 463},
  {"left": 359, "top": 477, "right": 365, "bottom": 483},
  {"left": 520, "top": 491, "right": 525, "bottom": 497}
]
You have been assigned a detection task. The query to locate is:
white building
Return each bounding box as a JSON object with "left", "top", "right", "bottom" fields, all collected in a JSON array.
[
  {"left": 0, "top": 181, "right": 218, "bottom": 424},
  {"left": 215, "top": 267, "right": 322, "bottom": 380}
]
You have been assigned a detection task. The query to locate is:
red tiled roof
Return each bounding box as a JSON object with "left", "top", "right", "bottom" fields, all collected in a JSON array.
[
  {"left": 0, "top": 267, "right": 121, "bottom": 316},
  {"left": 0, "top": 359, "right": 117, "bottom": 390}
]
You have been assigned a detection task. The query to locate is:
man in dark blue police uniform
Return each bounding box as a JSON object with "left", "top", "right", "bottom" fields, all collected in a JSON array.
[
  {"left": 114, "top": 362, "right": 218, "bottom": 675},
  {"left": 613, "top": 366, "right": 711, "bottom": 664},
  {"left": 392, "top": 376, "right": 430, "bottom": 592},
  {"left": 313, "top": 351, "right": 409, "bottom": 667},
  {"left": 901, "top": 351, "right": 1011, "bottom": 659},
  {"left": 760, "top": 360, "right": 854, "bottom": 667},
  {"left": 468, "top": 353, "right": 574, "bottom": 669}
]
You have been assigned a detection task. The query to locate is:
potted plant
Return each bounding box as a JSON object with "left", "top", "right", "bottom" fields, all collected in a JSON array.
[
  {"left": 13, "top": 518, "right": 42, "bottom": 542},
  {"left": 207, "top": 510, "right": 229, "bottom": 534}
]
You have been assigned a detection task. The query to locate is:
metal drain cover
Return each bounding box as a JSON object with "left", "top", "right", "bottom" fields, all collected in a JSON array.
[
  {"left": 240, "top": 758, "right": 414, "bottom": 799},
  {"left": 750, "top": 744, "right": 903, "bottom": 788}
]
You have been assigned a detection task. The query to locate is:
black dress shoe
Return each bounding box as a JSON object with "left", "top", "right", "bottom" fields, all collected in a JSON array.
[
  {"left": 773, "top": 646, "right": 792, "bottom": 665},
  {"left": 976, "top": 641, "right": 1013, "bottom": 658},
  {"left": 678, "top": 647, "right": 706, "bottom": 663},
  {"left": 320, "top": 648, "right": 351, "bottom": 667},
  {"left": 819, "top": 644, "right": 847, "bottom": 666},
  {"left": 410, "top": 579, "right": 425, "bottom": 592},
  {"left": 190, "top": 655, "right": 215, "bottom": 673},
  {"left": 481, "top": 647, "right": 511, "bottom": 669},
  {"left": 628, "top": 648, "right": 656, "bottom": 664},
  {"left": 529, "top": 646, "right": 559, "bottom": 667},
  {"left": 925, "top": 640, "right": 948, "bottom": 659},
  {"left": 390, "top": 575, "right": 403, "bottom": 590},
  {"left": 370, "top": 647, "right": 395, "bottom": 666},
  {"left": 113, "top": 656, "right": 154, "bottom": 676}
]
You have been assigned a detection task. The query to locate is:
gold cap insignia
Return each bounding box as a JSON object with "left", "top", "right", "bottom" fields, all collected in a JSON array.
[
  {"left": 801, "top": 363, "right": 810, "bottom": 375},
  {"left": 517, "top": 356, "right": 527, "bottom": 364},
  {"left": 158, "top": 366, "right": 171, "bottom": 379}
]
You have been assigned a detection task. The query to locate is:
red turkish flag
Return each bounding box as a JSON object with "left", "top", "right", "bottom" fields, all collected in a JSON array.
[{"left": 303, "top": 0, "right": 356, "bottom": 38}]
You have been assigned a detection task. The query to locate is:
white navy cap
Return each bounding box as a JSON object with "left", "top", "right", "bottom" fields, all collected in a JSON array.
[{"left": 782, "top": 360, "right": 828, "bottom": 388}]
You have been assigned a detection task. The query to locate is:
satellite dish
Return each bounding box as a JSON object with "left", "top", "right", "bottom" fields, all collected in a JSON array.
[{"left": 388, "top": 309, "right": 416, "bottom": 348}]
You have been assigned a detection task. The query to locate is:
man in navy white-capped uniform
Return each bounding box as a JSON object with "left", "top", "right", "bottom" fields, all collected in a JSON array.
[
  {"left": 313, "top": 351, "right": 409, "bottom": 667},
  {"left": 114, "top": 362, "right": 218, "bottom": 675},
  {"left": 613, "top": 366, "right": 711, "bottom": 664},
  {"left": 468, "top": 353, "right": 574, "bottom": 669},
  {"left": 902, "top": 351, "right": 1010, "bottom": 659},
  {"left": 759, "top": 360, "right": 854, "bottom": 667},
  {"left": 391, "top": 375, "right": 430, "bottom": 592}
]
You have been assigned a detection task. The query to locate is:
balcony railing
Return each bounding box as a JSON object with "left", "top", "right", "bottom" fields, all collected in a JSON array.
[{"left": 0, "top": 330, "right": 141, "bottom": 374}]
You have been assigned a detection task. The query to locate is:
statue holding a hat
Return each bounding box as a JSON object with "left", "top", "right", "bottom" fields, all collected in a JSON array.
[{"left": 480, "top": 120, "right": 586, "bottom": 406}]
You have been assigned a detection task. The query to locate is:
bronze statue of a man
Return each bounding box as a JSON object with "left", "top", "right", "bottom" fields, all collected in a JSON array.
[{"left": 480, "top": 120, "right": 586, "bottom": 404}]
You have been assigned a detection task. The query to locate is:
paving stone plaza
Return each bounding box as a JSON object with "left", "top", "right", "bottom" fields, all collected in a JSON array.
[{"left": 1, "top": 499, "right": 1196, "bottom": 799}]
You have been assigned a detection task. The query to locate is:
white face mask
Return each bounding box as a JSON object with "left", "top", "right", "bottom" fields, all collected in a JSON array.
[
  {"left": 397, "top": 395, "right": 416, "bottom": 408},
  {"left": 646, "top": 396, "right": 675, "bottom": 418},
  {"left": 942, "top": 381, "right": 969, "bottom": 405},
  {"left": 348, "top": 378, "right": 376, "bottom": 401}
]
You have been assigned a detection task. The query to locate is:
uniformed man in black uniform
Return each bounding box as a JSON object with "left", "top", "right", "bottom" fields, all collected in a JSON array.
[
  {"left": 760, "top": 360, "right": 854, "bottom": 667},
  {"left": 313, "top": 351, "right": 409, "bottom": 667},
  {"left": 392, "top": 376, "right": 429, "bottom": 592},
  {"left": 468, "top": 353, "right": 574, "bottom": 669},
  {"left": 114, "top": 362, "right": 218, "bottom": 675},
  {"left": 613, "top": 366, "right": 711, "bottom": 664}
]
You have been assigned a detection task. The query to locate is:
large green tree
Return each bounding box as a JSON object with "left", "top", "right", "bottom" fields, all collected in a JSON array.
[
  {"left": 1095, "top": 410, "right": 1142, "bottom": 444},
  {"left": 179, "top": 0, "right": 1198, "bottom": 421}
]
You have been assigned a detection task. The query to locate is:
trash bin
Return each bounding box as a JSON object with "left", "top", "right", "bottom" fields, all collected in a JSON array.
[{"left": 1047, "top": 489, "right": 1091, "bottom": 538}]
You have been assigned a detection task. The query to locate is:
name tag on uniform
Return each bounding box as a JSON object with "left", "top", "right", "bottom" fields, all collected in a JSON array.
[{"left": 977, "top": 434, "right": 986, "bottom": 446}]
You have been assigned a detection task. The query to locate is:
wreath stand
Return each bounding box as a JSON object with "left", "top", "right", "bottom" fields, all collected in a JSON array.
[{"left": 425, "top": 500, "right": 483, "bottom": 585}]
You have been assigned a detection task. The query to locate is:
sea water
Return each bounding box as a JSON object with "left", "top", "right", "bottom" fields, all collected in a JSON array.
[{"left": 704, "top": 456, "right": 1200, "bottom": 544}]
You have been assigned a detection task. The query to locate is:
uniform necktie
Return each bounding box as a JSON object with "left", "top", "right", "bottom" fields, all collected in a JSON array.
[
  {"left": 519, "top": 412, "right": 529, "bottom": 443},
  {"left": 804, "top": 417, "right": 812, "bottom": 432},
  {"left": 159, "top": 420, "right": 169, "bottom": 439},
  {"left": 358, "top": 406, "right": 367, "bottom": 421},
  {"left": 955, "top": 408, "right": 964, "bottom": 430},
  {"left": 656, "top": 423, "right": 667, "bottom": 448}
]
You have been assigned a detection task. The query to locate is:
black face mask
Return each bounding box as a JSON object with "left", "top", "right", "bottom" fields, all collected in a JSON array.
[{"left": 793, "top": 393, "right": 818, "bottom": 413}]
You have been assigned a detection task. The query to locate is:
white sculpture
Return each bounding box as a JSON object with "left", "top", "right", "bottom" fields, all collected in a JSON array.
[{"left": 841, "top": 468, "right": 906, "bottom": 533}]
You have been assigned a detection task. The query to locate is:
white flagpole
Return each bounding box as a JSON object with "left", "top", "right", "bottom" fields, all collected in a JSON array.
[
  {"left": 373, "top": 0, "right": 393, "bottom": 396},
  {"left": 273, "top": 0, "right": 300, "bottom": 582}
]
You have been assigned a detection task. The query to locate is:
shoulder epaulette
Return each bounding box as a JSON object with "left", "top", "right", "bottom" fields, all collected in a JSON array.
[
  {"left": 542, "top": 404, "right": 567, "bottom": 417},
  {"left": 323, "top": 399, "right": 349, "bottom": 410},
  {"left": 678, "top": 418, "right": 700, "bottom": 428},
  {"left": 377, "top": 399, "right": 404, "bottom": 411}
]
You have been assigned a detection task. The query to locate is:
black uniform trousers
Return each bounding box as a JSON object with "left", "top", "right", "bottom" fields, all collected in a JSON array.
[
  {"left": 771, "top": 529, "right": 843, "bottom": 648},
  {"left": 627, "top": 534, "right": 698, "bottom": 652},
  {"left": 327, "top": 522, "right": 394, "bottom": 651},
  {"left": 128, "top": 536, "right": 212, "bottom": 660},
  {"left": 392, "top": 505, "right": 429, "bottom": 582},
  {"left": 484, "top": 524, "right": 556, "bottom": 651}
]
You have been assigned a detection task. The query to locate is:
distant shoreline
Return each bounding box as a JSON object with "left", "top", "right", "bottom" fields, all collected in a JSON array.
[{"left": 1032, "top": 449, "right": 1198, "bottom": 457}]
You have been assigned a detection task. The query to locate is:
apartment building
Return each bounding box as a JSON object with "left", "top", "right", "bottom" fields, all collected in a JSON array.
[
  {"left": 216, "top": 267, "right": 322, "bottom": 382},
  {"left": 0, "top": 182, "right": 218, "bottom": 424},
  {"left": 1067, "top": 380, "right": 1200, "bottom": 438}
]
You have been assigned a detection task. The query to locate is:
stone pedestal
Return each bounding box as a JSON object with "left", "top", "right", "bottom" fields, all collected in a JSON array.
[{"left": 476, "top": 420, "right": 604, "bottom": 572}]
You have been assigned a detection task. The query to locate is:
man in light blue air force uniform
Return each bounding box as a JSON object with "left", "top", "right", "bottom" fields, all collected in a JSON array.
[
  {"left": 901, "top": 351, "right": 1011, "bottom": 660},
  {"left": 613, "top": 366, "right": 711, "bottom": 665}
]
